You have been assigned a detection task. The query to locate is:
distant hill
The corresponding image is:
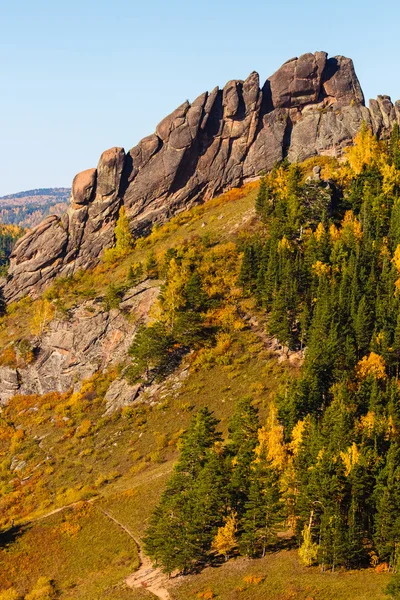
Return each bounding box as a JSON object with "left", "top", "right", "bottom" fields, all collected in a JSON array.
[{"left": 0, "top": 187, "right": 70, "bottom": 228}]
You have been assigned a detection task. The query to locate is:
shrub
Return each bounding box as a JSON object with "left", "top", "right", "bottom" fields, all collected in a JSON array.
[{"left": 25, "top": 577, "right": 57, "bottom": 600}]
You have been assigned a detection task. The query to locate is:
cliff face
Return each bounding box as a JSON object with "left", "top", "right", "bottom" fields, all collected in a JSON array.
[
  {"left": 3, "top": 51, "right": 400, "bottom": 302},
  {"left": 0, "top": 280, "right": 160, "bottom": 405}
]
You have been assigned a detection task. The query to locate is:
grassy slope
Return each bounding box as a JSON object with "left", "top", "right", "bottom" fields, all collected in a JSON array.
[{"left": 0, "top": 176, "right": 392, "bottom": 599}]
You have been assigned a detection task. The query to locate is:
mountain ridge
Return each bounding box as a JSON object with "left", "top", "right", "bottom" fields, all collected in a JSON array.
[{"left": 2, "top": 50, "right": 399, "bottom": 302}]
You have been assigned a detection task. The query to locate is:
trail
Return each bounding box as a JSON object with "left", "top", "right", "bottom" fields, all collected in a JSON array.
[
  {"left": 26, "top": 468, "right": 172, "bottom": 526},
  {"left": 97, "top": 507, "right": 171, "bottom": 600}
]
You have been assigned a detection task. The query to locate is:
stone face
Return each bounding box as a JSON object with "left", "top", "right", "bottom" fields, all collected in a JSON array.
[
  {"left": 104, "top": 379, "right": 141, "bottom": 415},
  {"left": 2, "top": 51, "right": 399, "bottom": 302},
  {"left": 71, "top": 168, "right": 96, "bottom": 207},
  {"left": 267, "top": 52, "right": 328, "bottom": 109},
  {"left": 0, "top": 367, "right": 20, "bottom": 405},
  {"left": 0, "top": 280, "right": 160, "bottom": 404},
  {"left": 322, "top": 56, "right": 365, "bottom": 106}
]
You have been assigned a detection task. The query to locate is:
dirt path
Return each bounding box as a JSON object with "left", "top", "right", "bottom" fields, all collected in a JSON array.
[
  {"left": 26, "top": 467, "right": 172, "bottom": 526},
  {"left": 98, "top": 507, "right": 171, "bottom": 600}
]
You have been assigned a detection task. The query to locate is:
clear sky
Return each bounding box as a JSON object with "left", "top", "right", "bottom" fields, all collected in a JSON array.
[{"left": 1, "top": 0, "right": 399, "bottom": 196}]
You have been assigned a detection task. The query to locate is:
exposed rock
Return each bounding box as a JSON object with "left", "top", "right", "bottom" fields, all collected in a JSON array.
[
  {"left": 104, "top": 379, "right": 141, "bottom": 415},
  {"left": 322, "top": 56, "right": 365, "bottom": 106},
  {"left": 2, "top": 51, "right": 399, "bottom": 302},
  {"left": 267, "top": 51, "right": 328, "bottom": 109},
  {"left": 0, "top": 280, "right": 160, "bottom": 404},
  {"left": 0, "top": 367, "right": 20, "bottom": 405}
]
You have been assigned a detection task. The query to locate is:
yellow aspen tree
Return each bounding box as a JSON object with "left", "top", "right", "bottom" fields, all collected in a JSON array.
[
  {"left": 345, "top": 122, "right": 381, "bottom": 174},
  {"left": 30, "top": 299, "right": 55, "bottom": 336},
  {"left": 255, "top": 405, "right": 287, "bottom": 471},
  {"left": 340, "top": 442, "right": 360, "bottom": 476},
  {"left": 356, "top": 352, "right": 387, "bottom": 381},
  {"left": 211, "top": 513, "right": 237, "bottom": 560},
  {"left": 298, "top": 523, "right": 319, "bottom": 567}
]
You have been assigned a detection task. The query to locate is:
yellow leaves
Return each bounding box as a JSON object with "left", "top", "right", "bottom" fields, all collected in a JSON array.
[
  {"left": 207, "top": 304, "right": 244, "bottom": 332},
  {"left": 29, "top": 299, "right": 56, "bottom": 336},
  {"left": 359, "top": 411, "right": 376, "bottom": 437},
  {"left": 25, "top": 577, "right": 57, "bottom": 600},
  {"left": 391, "top": 245, "right": 400, "bottom": 293},
  {"left": 59, "top": 520, "right": 82, "bottom": 537},
  {"left": 381, "top": 162, "right": 400, "bottom": 196},
  {"left": 341, "top": 210, "right": 363, "bottom": 242},
  {"left": 269, "top": 165, "right": 289, "bottom": 198},
  {"left": 312, "top": 261, "right": 331, "bottom": 277},
  {"left": 356, "top": 352, "right": 386, "bottom": 381},
  {"left": 329, "top": 223, "right": 340, "bottom": 241},
  {"left": 103, "top": 207, "right": 134, "bottom": 263},
  {"left": 74, "top": 419, "right": 92, "bottom": 438},
  {"left": 0, "top": 589, "right": 21, "bottom": 600},
  {"left": 277, "top": 236, "right": 291, "bottom": 252},
  {"left": 192, "top": 332, "right": 233, "bottom": 369},
  {"left": 160, "top": 258, "right": 190, "bottom": 331},
  {"left": 211, "top": 513, "right": 237, "bottom": 558},
  {"left": 340, "top": 442, "right": 360, "bottom": 476},
  {"left": 199, "top": 242, "right": 240, "bottom": 300},
  {"left": 298, "top": 524, "right": 319, "bottom": 566},
  {"left": 314, "top": 222, "right": 326, "bottom": 242},
  {"left": 289, "top": 419, "right": 307, "bottom": 456},
  {"left": 255, "top": 405, "right": 286, "bottom": 471},
  {"left": 357, "top": 411, "right": 396, "bottom": 440},
  {"left": 0, "top": 346, "right": 18, "bottom": 368},
  {"left": 344, "top": 122, "right": 381, "bottom": 175},
  {"left": 392, "top": 245, "right": 400, "bottom": 272}
]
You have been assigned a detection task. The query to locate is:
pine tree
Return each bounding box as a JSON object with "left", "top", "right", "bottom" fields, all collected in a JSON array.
[
  {"left": 255, "top": 176, "right": 271, "bottom": 221},
  {"left": 128, "top": 322, "right": 173, "bottom": 380},
  {"left": 145, "top": 251, "right": 159, "bottom": 278},
  {"left": 374, "top": 443, "right": 400, "bottom": 568},
  {"left": 239, "top": 454, "right": 283, "bottom": 557},
  {"left": 227, "top": 398, "right": 260, "bottom": 518},
  {"left": 143, "top": 409, "right": 225, "bottom": 574}
]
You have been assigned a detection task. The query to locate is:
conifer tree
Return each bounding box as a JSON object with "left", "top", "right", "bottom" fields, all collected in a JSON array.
[
  {"left": 374, "top": 443, "right": 400, "bottom": 568},
  {"left": 227, "top": 398, "right": 260, "bottom": 518},
  {"left": 255, "top": 176, "right": 271, "bottom": 221},
  {"left": 144, "top": 409, "right": 225, "bottom": 574},
  {"left": 239, "top": 452, "right": 283, "bottom": 557}
]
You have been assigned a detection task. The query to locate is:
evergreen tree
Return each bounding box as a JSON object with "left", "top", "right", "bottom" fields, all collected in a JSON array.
[
  {"left": 227, "top": 398, "right": 260, "bottom": 518},
  {"left": 374, "top": 443, "right": 400, "bottom": 567},
  {"left": 255, "top": 176, "right": 271, "bottom": 221},
  {"left": 144, "top": 409, "right": 225, "bottom": 574},
  {"left": 239, "top": 453, "right": 283, "bottom": 557}
]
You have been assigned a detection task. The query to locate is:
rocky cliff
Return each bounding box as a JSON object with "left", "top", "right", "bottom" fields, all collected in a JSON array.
[
  {"left": 3, "top": 51, "right": 399, "bottom": 302},
  {"left": 0, "top": 279, "right": 160, "bottom": 405}
]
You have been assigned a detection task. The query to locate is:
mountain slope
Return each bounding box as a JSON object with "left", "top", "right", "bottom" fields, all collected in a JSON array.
[
  {"left": 0, "top": 188, "right": 69, "bottom": 228},
  {"left": 1, "top": 133, "right": 400, "bottom": 597}
]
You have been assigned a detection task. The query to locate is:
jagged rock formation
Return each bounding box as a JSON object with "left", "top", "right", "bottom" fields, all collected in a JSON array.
[
  {"left": 0, "top": 280, "right": 160, "bottom": 405},
  {"left": 3, "top": 51, "right": 400, "bottom": 302}
]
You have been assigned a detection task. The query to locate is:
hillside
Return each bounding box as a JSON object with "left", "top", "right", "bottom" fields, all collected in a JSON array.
[
  {"left": 1, "top": 121, "right": 400, "bottom": 599},
  {"left": 0, "top": 188, "right": 69, "bottom": 228}
]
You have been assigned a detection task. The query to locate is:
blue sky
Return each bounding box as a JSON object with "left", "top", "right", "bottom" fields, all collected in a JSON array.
[{"left": 0, "top": 0, "right": 399, "bottom": 196}]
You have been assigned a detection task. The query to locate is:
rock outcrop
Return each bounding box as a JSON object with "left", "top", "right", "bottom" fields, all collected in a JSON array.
[
  {"left": 0, "top": 280, "right": 160, "bottom": 405},
  {"left": 2, "top": 51, "right": 399, "bottom": 302}
]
